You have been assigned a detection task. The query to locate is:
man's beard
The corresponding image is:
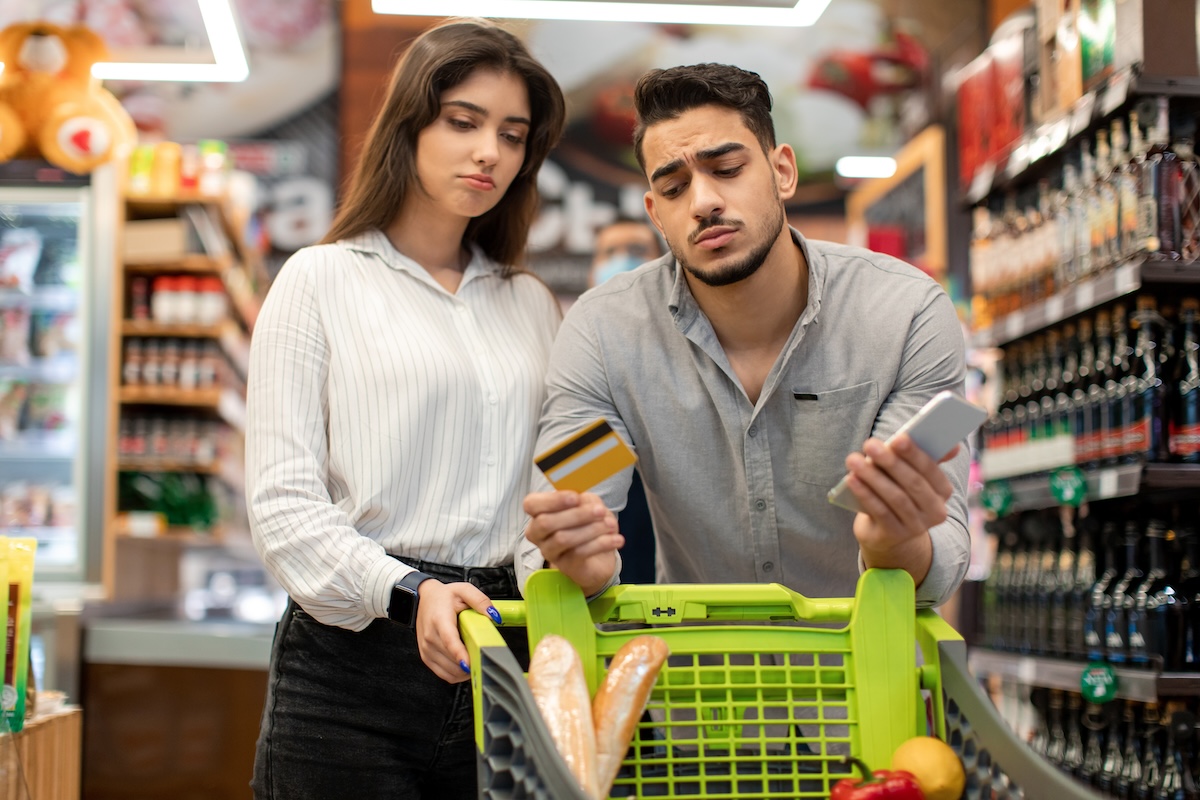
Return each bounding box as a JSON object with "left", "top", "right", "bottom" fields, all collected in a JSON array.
[{"left": 669, "top": 203, "right": 786, "bottom": 288}]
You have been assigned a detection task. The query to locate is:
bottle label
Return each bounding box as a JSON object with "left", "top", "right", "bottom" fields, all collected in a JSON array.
[
  {"left": 1080, "top": 661, "right": 1118, "bottom": 704},
  {"left": 1125, "top": 417, "right": 1150, "bottom": 455},
  {"left": 1170, "top": 420, "right": 1200, "bottom": 457}
]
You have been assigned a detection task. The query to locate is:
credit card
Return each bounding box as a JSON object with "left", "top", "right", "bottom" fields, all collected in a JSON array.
[{"left": 535, "top": 419, "right": 637, "bottom": 493}]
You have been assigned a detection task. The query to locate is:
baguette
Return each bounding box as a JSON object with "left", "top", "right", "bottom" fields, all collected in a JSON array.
[
  {"left": 528, "top": 634, "right": 600, "bottom": 799},
  {"left": 592, "top": 635, "right": 670, "bottom": 797}
]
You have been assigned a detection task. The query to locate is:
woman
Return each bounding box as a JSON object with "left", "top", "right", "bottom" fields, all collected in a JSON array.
[{"left": 246, "top": 19, "right": 566, "bottom": 799}]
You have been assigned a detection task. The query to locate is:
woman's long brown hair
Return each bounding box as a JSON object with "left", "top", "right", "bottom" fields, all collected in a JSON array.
[{"left": 322, "top": 19, "right": 566, "bottom": 274}]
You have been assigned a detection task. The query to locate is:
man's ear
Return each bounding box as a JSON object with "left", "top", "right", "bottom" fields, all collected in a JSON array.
[
  {"left": 644, "top": 191, "right": 666, "bottom": 238},
  {"left": 772, "top": 143, "right": 799, "bottom": 203}
]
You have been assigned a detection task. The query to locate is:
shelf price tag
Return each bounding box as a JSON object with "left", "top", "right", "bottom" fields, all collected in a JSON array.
[
  {"left": 1080, "top": 662, "right": 1118, "bottom": 704},
  {"left": 1045, "top": 295, "right": 1065, "bottom": 323},
  {"left": 1098, "top": 468, "right": 1120, "bottom": 499},
  {"left": 1004, "top": 311, "right": 1025, "bottom": 341},
  {"left": 980, "top": 480, "right": 1014, "bottom": 517},
  {"left": 1075, "top": 280, "right": 1095, "bottom": 310},
  {"left": 1100, "top": 68, "right": 1133, "bottom": 116},
  {"left": 1050, "top": 466, "right": 1088, "bottom": 507},
  {"left": 1115, "top": 262, "right": 1138, "bottom": 295},
  {"left": 1071, "top": 92, "right": 1097, "bottom": 137},
  {"left": 967, "top": 162, "right": 995, "bottom": 204}
]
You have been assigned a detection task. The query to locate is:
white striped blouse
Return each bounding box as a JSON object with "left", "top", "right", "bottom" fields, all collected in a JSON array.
[{"left": 246, "top": 229, "right": 560, "bottom": 631}]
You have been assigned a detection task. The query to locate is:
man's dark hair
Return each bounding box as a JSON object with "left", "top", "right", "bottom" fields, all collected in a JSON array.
[{"left": 632, "top": 63, "right": 776, "bottom": 173}]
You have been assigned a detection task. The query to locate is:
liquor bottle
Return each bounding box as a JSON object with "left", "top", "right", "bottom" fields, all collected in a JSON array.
[
  {"left": 1080, "top": 705, "right": 1106, "bottom": 785},
  {"left": 1044, "top": 330, "right": 1070, "bottom": 442},
  {"left": 1126, "top": 296, "right": 1172, "bottom": 463},
  {"left": 1097, "top": 703, "right": 1125, "bottom": 790},
  {"left": 1029, "top": 687, "right": 1050, "bottom": 757},
  {"left": 1038, "top": 178, "right": 1063, "bottom": 298},
  {"left": 1136, "top": 703, "right": 1164, "bottom": 800},
  {"left": 1107, "top": 304, "right": 1134, "bottom": 464},
  {"left": 1155, "top": 707, "right": 1197, "bottom": 800},
  {"left": 1070, "top": 515, "right": 1099, "bottom": 658},
  {"left": 1176, "top": 525, "right": 1200, "bottom": 670},
  {"left": 1095, "top": 310, "right": 1117, "bottom": 465},
  {"left": 1062, "top": 692, "right": 1087, "bottom": 776},
  {"left": 1107, "top": 521, "right": 1144, "bottom": 665},
  {"left": 1113, "top": 117, "right": 1141, "bottom": 260},
  {"left": 1095, "top": 128, "right": 1120, "bottom": 270},
  {"left": 1173, "top": 298, "right": 1200, "bottom": 463},
  {"left": 1175, "top": 134, "right": 1200, "bottom": 263},
  {"left": 1067, "top": 159, "right": 1089, "bottom": 286},
  {"left": 1057, "top": 324, "right": 1080, "bottom": 450},
  {"left": 1045, "top": 689, "right": 1068, "bottom": 767},
  {"left": 1145, "top": 96, "right": 1184, "bottom": 259},
  {"left": 970, "top": 206, "right": 997, "bottom": 327},
  {"left": 1050, "top": 515, "right": 1078, "bottom": 658},
  {"left": 1075, "top": 316, "right": 1098, "bottom": 466},
  {"left": 1038, "top": 515, "right": 1064, "bottom": 655},
  {"left": 1131, "top": 519, "right": 1171, "bottom": 668},
  {"left": 1005, "top": 522, "right": 1030, "bottom": 652},
  {"left": 987, "top": 520, "right": 1019, "bottom": 651},
  {"left": 1080, "top": 144, "right": 1100, "bottom": 279},
  {"left": 1088, "top": 521, "right": 1123, "bottom": 661},
  {"left": 1115, "top": 700, "right": 1144, "bottom": 798},
  {"left": 1021, "top": 513, "right": 1049, "bottom": 653}
]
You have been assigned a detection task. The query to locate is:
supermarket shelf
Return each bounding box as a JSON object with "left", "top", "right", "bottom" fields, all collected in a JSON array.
[
  {"left": 0, "top": 354, "right": 78, "bottom": 382},
  {"left": 0, "top": 285, "right": 79, "bottom": 312},
  {"left": 993, "top": 462, "right": 1200, "bottom": 512},
  {"left": 969, "top": 648, "right": 1200, "bottom": 702},
  {"left": 117, "top": 459, "right": 219, "bottom": 475},
  {"left": 0, "top": 432, "right": 76, "bottom": 461},
  {"left": 970, "top": 256, "right": 1200, "bottom": 348},
  {"left": 961, "top": 67, "right": 1200, "bottom": 204},
  {"left": 119, "top": 386, "right": 223, "bottom": 407},
  {"left": 123, "top": 253, "right": 230, "bottom": 275},
  {"left": 121, "top": 320, "right": 225, "bottom": 338}
]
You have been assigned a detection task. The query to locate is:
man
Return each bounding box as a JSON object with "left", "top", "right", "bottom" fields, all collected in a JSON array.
[
  {"left": 588, "top": 217, "right": 664, "bottom": 585},
  {"left": 520, "top": 63, "right": 968, "bottom": 607}
]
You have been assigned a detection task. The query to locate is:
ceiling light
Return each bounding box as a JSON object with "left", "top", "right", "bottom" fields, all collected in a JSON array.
[
  {"left": 835, "top": 156, "right": 897, "bottom": 179},
  {"left": 91, "top": 0, "right": 248, "bottom": 82},
  {"left": 371, "top": 0, "right": 831, "bottom": 27}
]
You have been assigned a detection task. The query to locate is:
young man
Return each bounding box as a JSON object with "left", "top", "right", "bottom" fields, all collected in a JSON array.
[{"left": 520, "top": 64, "right": 969, "bottom": 607}]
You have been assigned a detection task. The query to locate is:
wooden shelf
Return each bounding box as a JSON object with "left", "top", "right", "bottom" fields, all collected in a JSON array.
[
  {"left": 124, "top": 253, "right": 229, "bottom": 275},
  {"left": 119, "top": 386, "right": 223, "bottom": 408},
  {"left": 117, "top": 459, "right": 219, "bottom": 474},
  {"left": 121, "top": 320, "right": 225, "bottom": 338}
]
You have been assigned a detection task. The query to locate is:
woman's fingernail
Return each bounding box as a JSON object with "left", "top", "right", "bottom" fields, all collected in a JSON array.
[
  {"left": 486, "top": 606, "right": 503, "bottom": 624},
  {"left": 459, "top": 660, "right": 471, "bottom": 674}
]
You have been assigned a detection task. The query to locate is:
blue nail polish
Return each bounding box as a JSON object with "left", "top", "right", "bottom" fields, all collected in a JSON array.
[
  {"left": 486, "top": 606, "right": 503, "bottom": 625},
  {"left": 459, "top": 660, "right": 471, "bottom": 674}
]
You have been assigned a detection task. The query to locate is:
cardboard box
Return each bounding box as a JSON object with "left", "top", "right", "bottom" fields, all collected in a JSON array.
[
  {"left": 1114, "top": 0, "right": 1200, "bottom": 78},
  {"left": 122, "top": 218, "right": 188, "bottom": 264},
  {"left": 957, "top": 52, "right": 995, "bottom": 193}
]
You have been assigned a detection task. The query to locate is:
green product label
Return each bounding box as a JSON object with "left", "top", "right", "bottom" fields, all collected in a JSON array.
[
  {"left": 980, "top": 481, "right": 1013, "bottom": 516},
  {"left": 1050, "top": 466, "right": 1088, "bottom": 507},
  {"left": 1081, "top": 661, "right": 1118, "bottom": 704}
]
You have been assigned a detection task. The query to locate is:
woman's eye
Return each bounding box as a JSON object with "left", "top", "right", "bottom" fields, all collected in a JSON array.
[
  {"left": 502, "top": 132, "right": 526, "bottom": 145},
  {"left": 449, "top": 118, "right": 473, "bottom": 129}
]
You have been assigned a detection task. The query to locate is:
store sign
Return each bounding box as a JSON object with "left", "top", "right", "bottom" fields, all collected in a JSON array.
[{"left": 1080, "top": 662, "right": 1118, "bottom": 704}]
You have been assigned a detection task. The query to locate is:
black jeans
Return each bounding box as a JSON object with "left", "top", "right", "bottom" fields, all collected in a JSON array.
[{"left": 251, "top": 560, "right": 525, "bottom": 800}]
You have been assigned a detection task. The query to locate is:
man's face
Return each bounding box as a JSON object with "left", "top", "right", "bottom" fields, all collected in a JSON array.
[
  {"left": 641, "top": 104, "right": 794, "bottom": 287},
  {"left": 593, "top": 222, "right": 660, "bottom": 266}
]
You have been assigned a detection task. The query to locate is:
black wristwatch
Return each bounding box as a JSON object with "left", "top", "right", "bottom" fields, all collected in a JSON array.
[{"left": 387, "top": 571, "right": 435, "bottom": 627}]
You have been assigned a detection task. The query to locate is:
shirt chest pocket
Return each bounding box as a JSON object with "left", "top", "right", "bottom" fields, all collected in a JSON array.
[{"left": 788, "top": 381, "right": 879, "bottom": 487}]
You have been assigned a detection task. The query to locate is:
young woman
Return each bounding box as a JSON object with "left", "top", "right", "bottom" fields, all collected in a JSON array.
[{"left": 246, "top": 19, "right": 566, "bottom": 799}]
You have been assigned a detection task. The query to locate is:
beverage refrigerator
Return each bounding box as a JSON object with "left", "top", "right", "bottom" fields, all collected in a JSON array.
[{"left": 0, "top": 160, "right": 118, "bottom": 700}]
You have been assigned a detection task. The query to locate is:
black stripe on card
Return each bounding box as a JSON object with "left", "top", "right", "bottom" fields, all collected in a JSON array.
[
  {"left": 793, "top": 392, "right": 819, "bottom": 401},
  {"left": 536, "top": 420, "right": 614, "bottom": 472}
]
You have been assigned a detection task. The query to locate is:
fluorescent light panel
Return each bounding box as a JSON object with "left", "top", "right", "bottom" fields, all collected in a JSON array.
[
  {"left": 91, "top": 0, "right": 248, "bottom": 82},
  {"left": 371, "top": 0, "right": 832, "bottom": 27},
  {"left": 835, "top": 156, "right": 897, "bottom": 179}
]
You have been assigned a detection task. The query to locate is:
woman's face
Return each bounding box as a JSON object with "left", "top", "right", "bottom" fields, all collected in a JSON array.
[{"left": 414, "top": 68, "right": 532, "bottom": 222}]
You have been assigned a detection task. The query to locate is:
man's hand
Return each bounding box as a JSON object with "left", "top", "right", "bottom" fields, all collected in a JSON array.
[
  {"left": 523, "top": 490, "right": 623, "bottom": 597},
  {"left": 413, "top": 579, "right": 500, "bottom": 683},
  {"left": 843, "top": 433, "right": 958, "bottom": 588}
]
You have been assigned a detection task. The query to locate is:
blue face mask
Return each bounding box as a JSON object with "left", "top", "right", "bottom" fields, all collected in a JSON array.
[{"left": 593, "top": 254, "right": 644, "bottom": 285}]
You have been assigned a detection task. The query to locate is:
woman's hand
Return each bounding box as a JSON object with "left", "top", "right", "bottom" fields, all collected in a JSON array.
[{"left": 413, "top": 579, "right": 503, "bottom": 683}]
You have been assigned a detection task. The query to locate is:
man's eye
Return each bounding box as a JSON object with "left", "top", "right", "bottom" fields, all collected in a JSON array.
[
  {"left": 715, "top": 166, "right": 743, "bottom": 177},
  {"left": 662, "top": 183, "right": 686, "bottom": 198}
]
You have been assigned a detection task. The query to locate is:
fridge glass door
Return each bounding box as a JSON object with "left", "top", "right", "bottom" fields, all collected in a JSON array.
[{"left": 0, "top": 189, "right": 89, "bottom": 580}]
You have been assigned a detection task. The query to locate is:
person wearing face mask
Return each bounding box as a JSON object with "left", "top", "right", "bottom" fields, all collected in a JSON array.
[
  {"left": 590, "top": 217, "right": 664, "bottom": 288},
  {"left": 587, "top": 218, "right": 663, "bottom": 584}
]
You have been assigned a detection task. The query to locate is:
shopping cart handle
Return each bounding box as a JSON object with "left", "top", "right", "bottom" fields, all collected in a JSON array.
[{"left": 590, "top": 580, "right": 855, "bottom": 624}]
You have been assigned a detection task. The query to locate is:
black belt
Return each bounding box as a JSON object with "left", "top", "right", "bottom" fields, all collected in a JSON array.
[{"left": 392, "top": 555, "right": 516, "bottom": 586}]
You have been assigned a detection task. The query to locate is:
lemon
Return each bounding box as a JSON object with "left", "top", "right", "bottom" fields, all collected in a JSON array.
[{"left": 890, "top": 736, "right": 966, "bottom": 800}]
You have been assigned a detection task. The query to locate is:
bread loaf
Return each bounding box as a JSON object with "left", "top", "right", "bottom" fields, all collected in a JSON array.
[
  {"left": 592, "top": 635, "right": 670, "bottom": 797},
  {"left": 528, "top": 634, "right": 600, "bottom": 799}
]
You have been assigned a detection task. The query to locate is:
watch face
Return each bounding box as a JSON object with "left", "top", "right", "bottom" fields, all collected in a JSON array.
[{"left": 388, "top": 586, "right": 418, "bottom": 627}]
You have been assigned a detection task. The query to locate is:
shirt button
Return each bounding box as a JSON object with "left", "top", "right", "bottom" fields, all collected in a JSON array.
[
  {"left": 487, "top": 455, "right": 497, "bottom": 466},
  {"left": 755, "top": 499, "right": 766, "bottom": 511},
  {"left": 763, "top": 561, "right": 775, "bottom": 573},
  {"left": 457, "top": 305, "right": 468, "bottom": 314},
  {"left": 483, "top": 509, "right": 493, "bottom": 519},
  {"left": 748, "top": 425, "right": 758, "bottom": 438}
]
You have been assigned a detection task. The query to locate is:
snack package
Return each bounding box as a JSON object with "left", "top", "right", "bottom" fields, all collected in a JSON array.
[
  {"left": 30, "top": 310, "right": 78, "bottom": 358},
  {"left": 0, "top": 228, "right": 43, "bottom": 294},
  {"left": 25, "top": 383, "right": 69, "bottom": 430},
  {"left": 0, "top": 537, "right": 7, "bottom": 714},
  {"left": 0, "top": 380, "right": 27, "bottom": 439},
  {"left": 0, "top": 307, "right": 32, "bottom": 364},
  {"left": 2, "top": 537, "right": 34, "bottom": 733}
]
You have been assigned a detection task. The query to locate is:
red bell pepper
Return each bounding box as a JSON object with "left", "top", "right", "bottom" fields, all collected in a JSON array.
[{"left": 830, "top": 756, "right": 925, "bottom": 800}]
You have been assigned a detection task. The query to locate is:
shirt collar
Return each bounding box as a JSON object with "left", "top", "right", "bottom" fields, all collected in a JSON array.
[
  {"left": 668, "top": 225, "right": 825, "bottom": 327},
  {"left": 340, "top": 229, "right": 500, "bottom": 288}
]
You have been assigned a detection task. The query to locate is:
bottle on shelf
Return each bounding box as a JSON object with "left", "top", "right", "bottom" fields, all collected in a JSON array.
[
  {"left": 1097, "top": 702, "right": 1125, "bottom": 792},
  {"left": 1078, "top": 146, "right": 1098, "bottom": 281},
  {"left": 1135, "top": 702, "right": 1164, "bottom": 800},
  {"left": 1174, "top": 132, "right": 1200, "bottom": 263},
  {"left": 1155, "top": 706, "right": 1197, "bottom": 800},
  {"left": 1079, "top": 700, "right": 1106, "bottom": 784},
  {"left": 1075, "top": 316, "right": 1099, "bottom": 466},
  {"left": 1045, "top": 689, "right": 1068, "bottom": 767},
  {"left": 1146, "top": 96, "right": 1183, "bottom": 259},
  {"left": 1095, "top": 128, "right": 1120, "bottom": 271},
  {"left": 1021, "top": 513, "right": 1049, "bottom": 654},
  {"left": 1038, "top": 514, "right": 1063, "bottom": 654},
  {"left": 1070, "top": 515, "right": 1099, "bottom": 659},
  {"left": 1088, "top": 520, "right": 1123, "bottom": 662},
  {"left": 1106, "top": 304, "right": 1133, "bottom": 465},
  {"left": 1126, "top": 296, "right": 1172, "bottom": 463},
  {"left": 1107, "top": 520, "right": 1144, "bottom": 665},
  {"left": 1113, "top": 117, "right": 1141, "bottom": 262},
  {"left": 1131, "top": 519, "right": 1170, "bottom": 668},
  {"left": 1173, "top": 298, "right": 1200, "bottom": 463},
  {"left": 1038, "top": 178, "right": 1063, "bottom": 300},
  {"left": 1063, "top": 691, "right": 1087, "bottom": 776},
  {"left": 1050, "top": 512, "right": 1079, "bottom": 658},
  {"left": 1176, "top": 525, "right": 1200, "bottom": 670}
]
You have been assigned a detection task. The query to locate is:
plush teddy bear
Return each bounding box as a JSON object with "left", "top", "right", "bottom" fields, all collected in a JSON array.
[{"left": 0, "top": 21, "right": 136, "bottom": 174}]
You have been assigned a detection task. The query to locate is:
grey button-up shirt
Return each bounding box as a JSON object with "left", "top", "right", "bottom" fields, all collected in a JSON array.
[{"left": 517, "top": 229, "right": 970, "bottom": 607}]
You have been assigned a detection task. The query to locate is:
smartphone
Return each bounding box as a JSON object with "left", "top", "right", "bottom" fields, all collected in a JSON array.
[{"left": 826, "top": 390, "right": 987, "bottom": 514}]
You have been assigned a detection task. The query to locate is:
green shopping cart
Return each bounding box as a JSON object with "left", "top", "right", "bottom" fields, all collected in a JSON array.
[{"left": 460, "top": 568, "right": 1097, "bottom": 799}]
